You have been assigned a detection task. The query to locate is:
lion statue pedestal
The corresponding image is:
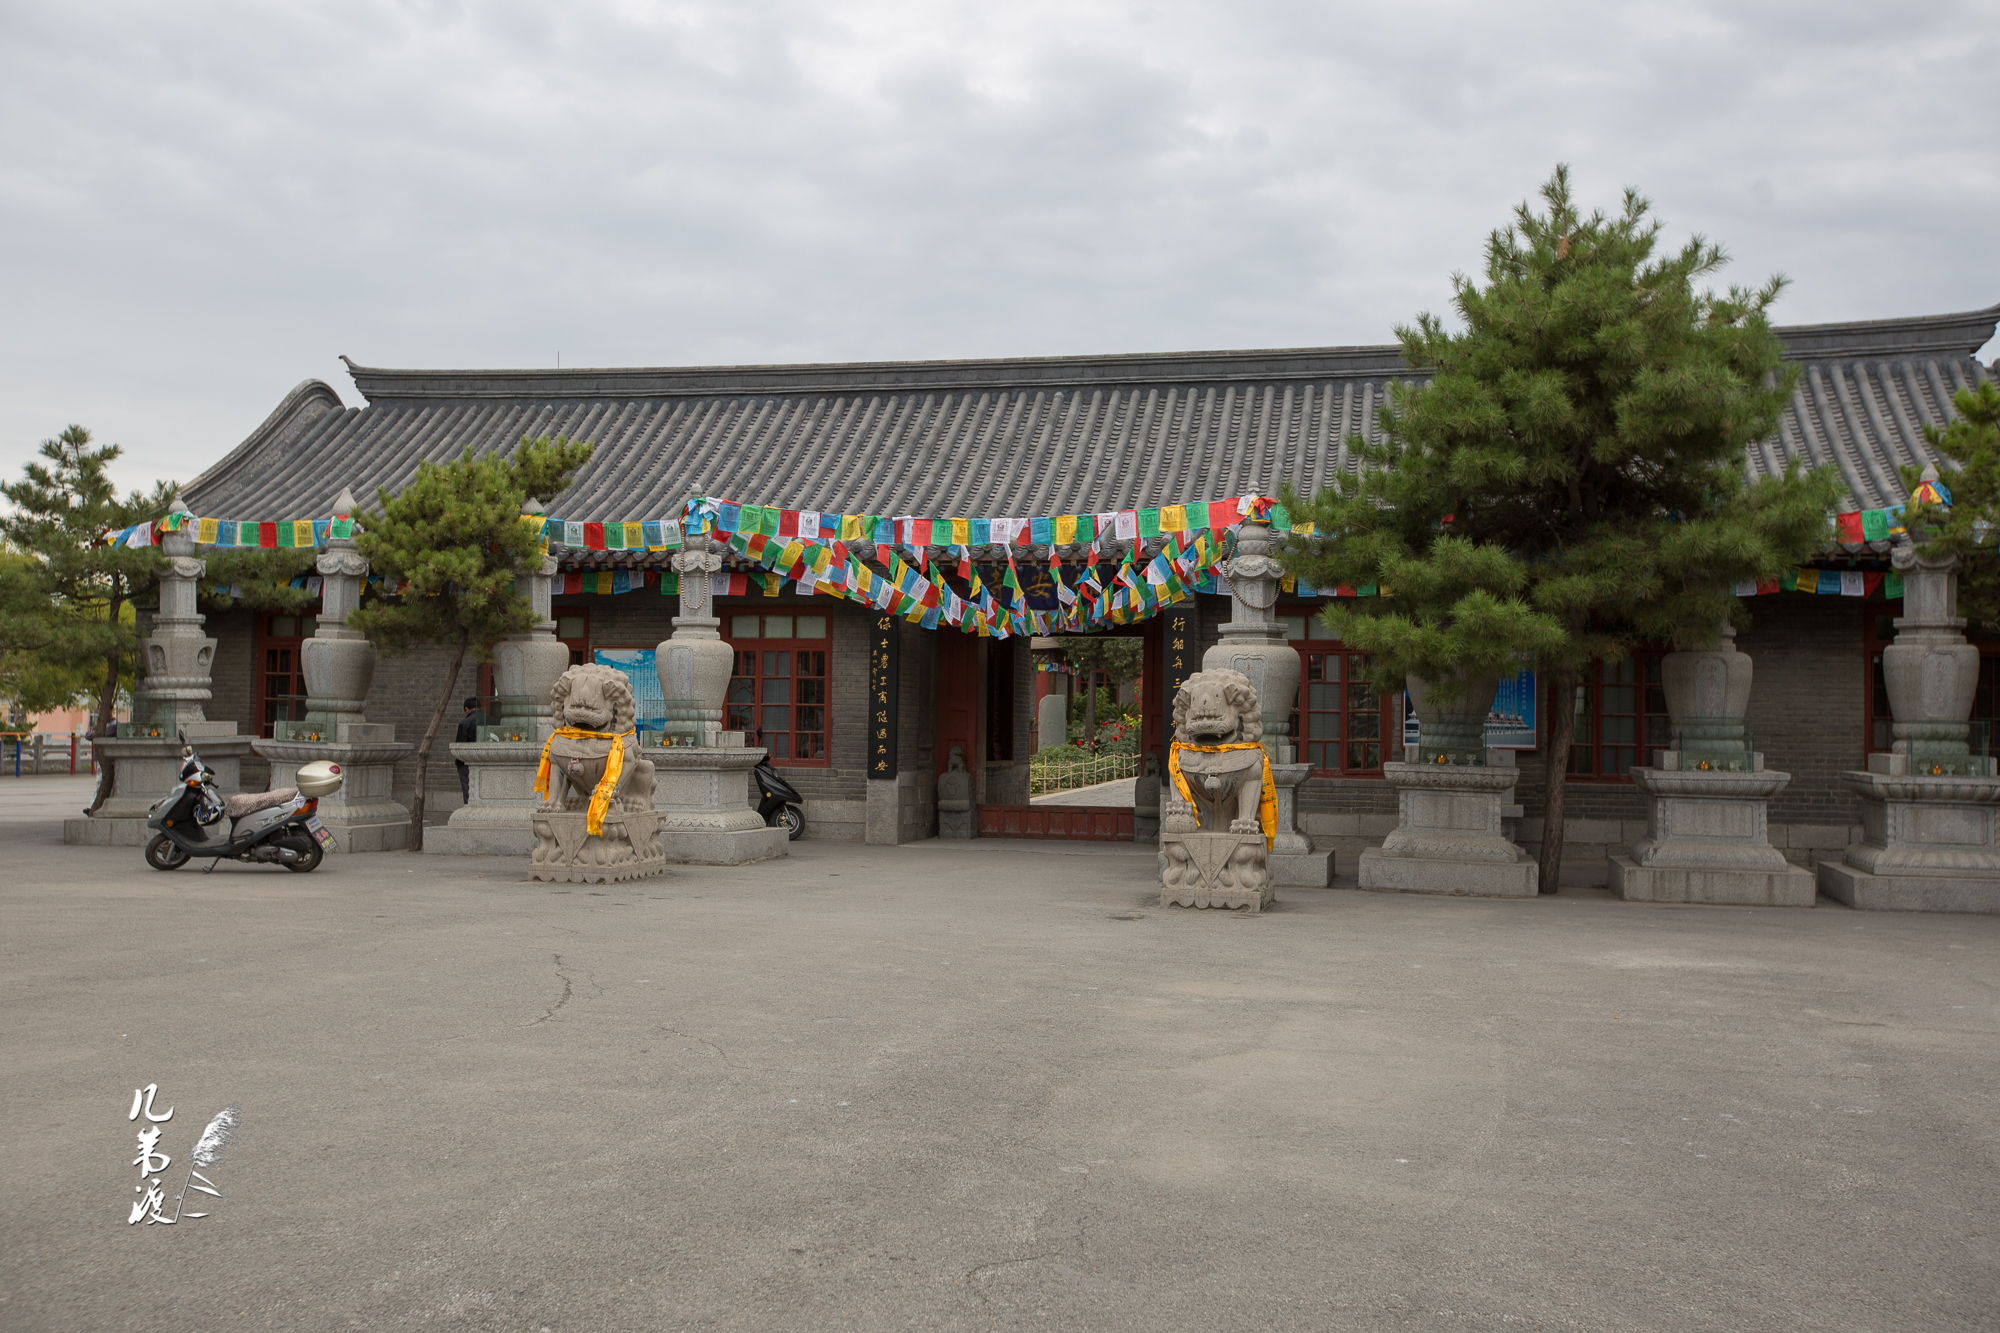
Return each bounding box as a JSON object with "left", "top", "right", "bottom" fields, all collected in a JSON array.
[
  {"left": 530, "top": 664, "right": 665, "bottom": 883},
  {"left": 1159, "top": 668, "right": 1276, "bottom": 912}
]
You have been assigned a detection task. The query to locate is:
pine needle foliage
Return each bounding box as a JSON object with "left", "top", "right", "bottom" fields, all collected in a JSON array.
[
  {"left": 1281, "top": 167, "right": 1842, "bottom": 890},
  {"left": 0, "top": 426, "right": 175, "bottom": 732},
  {"left": 1901, "top": 380, "right": 2000, "bottom": 627},
  {"left": 346, "top": 436, "right": 592, "bottom": 848}
]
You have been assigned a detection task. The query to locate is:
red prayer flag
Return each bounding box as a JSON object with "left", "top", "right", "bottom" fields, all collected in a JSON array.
[
  {"left": 1864, "top": 571, "right": 1884, "bottom": 598},
  {"left": 258, "top": 521, "right": 277, "bottom": 548},
  {"left": 727, "top": 573, "right": 747, "bottom": 597},
  {"left": 1336, "top": 583, "right": 1356, "bottom": 597},
  {"left": 1756, "top": 576, "right": 1780, "bottom": 596},
  {"left": 1208, "top": 497, "right": 1241, "bottom": 529},
  {"left": 778, "top": 509, "right": 798, "bottom": 538},
  {"left": 876, "top": 543, "right": 893, "bottom": 566},
  {"left": 562, "top": 571, "right": 581, "bottom": 594},
  {"left": 913, "top": 519, "right": 933, "bottom": 546},
  {"left": 583, "top": 522, "right": 606, "bottom": 549},
  {"left": 1834, "top": 511, "right": 1865, "bottom": 545}
]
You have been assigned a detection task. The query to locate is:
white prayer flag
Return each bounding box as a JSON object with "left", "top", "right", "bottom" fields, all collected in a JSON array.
[
  {"left": 710, "top": 573, "right": 731, "bottom": 596},
  {"left": 800, "top": 510, "right": 820, "bottom": 540},
  {"left": 564, "top": 521, "right": 585, "bottom": 547},
  {"left": 1840, "top": 571, "right": 1865, "bottom": 597},
  {"left": 1114, "top": 510, "right": 1138, "bottom": 540},
  {"left": 1733, "top": 580, "right": 1758, "bottom": 597}
]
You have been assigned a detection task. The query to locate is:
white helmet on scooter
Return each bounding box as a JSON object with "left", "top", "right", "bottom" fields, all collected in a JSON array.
[{"left": 296, "top": 760, "right": 344, "bottom": 798}]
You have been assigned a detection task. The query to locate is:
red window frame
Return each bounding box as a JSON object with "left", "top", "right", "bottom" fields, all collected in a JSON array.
[
  {"left": 721, "top": 608, "right": 831, "bottom": 767},
  {"left": 1280, "top": 610, "right": 1398, "bottom": 777},
  {"left": 254, "top": 608, "right": 319, "bottom": 737},
  {"left": 552, "top": 606, "right": 590, "bottom": 667},
  {"left": 1563, "top": 652, "right": 1670, "bottom": 779}
]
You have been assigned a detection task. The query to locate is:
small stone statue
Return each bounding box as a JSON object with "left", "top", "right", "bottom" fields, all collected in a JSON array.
[
  {"left": 1133, "top": 751, "right": 1162, "bottom": 844},
  {"left": 937, "top": 745, "right": 974, "bottom": 838},
  {"left": 530, "top": 664, "right": 663, "bottom": 881},
  {"left": 1159, "top": 668, "right": 1275, "bottom": 911}
]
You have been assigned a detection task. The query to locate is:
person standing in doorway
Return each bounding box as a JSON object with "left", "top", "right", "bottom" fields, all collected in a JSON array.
[{"left": 453, "top": 697, "right": 485, "bottom": 801}]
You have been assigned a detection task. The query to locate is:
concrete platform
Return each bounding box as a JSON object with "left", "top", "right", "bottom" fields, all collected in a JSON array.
[
  {"left": 1611, "top": 854, "right": 1819, "bottom": 907},
  {"left": 1817, "top": 859, "right": 2000, "bottom": 913},
  {"left": 1270, "top": 847, "right": 1335, "bottom": 887},
  {"left": 1358, "top": 847, "right": 1540, "bottom": 897},
  {"left": 60, "top": 814, "right": 154, "bottom": 846}
]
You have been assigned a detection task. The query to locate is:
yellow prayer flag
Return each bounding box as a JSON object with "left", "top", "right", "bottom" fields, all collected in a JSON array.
[
  {"left": 780, "top": 540, "right": 804, "bottom": 569},
  {"left": 623, "top": 522, "right": 643, "bottom": 549},
  {"left": 1797, "top": 566, "right": 1818, "bottom": 593},
  {"left": 1054, "top": 515, "right": 1077, "bottom": 544},
  {"left": 951, "top": 518, "right": 969, "bottom": 545},
  {"left": 1160, "top": 505, "right": 1188, "bottom": 533},
  {"left": 1294, "top": 520, "right": 1315, "bottom": 536},
  {"left": 293, "top": 520, "right": 315, "bottom": 547},
  {"left": 840, "top": 514, "right": 862, "bottom": 541},
  {"left": 197, "top": 518, "right": 218, "bottom": 544}
]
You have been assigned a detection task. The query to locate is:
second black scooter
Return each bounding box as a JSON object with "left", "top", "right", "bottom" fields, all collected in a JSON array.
[{"left": 754, "top": 758, "right": 805, "bottom": 839}]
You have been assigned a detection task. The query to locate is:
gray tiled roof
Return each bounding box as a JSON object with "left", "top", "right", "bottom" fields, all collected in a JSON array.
[{"left": 184, "top": 304, "right": 1998, "bottom": 522}]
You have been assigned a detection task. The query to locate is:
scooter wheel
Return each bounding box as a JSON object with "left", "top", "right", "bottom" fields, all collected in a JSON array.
[
  {"left": 285, "top": 839, "right": 325, "bottom": 873},
  {"left": 777, "top": 805, "right": 804, "bottom": 841},
  {"left": 144, "top": 834, "right": 190, "bottom": 871}
]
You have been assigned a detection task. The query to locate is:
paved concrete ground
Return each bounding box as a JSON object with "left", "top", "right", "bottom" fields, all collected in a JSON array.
[
  {"left": 1031, "top": 777, "right": 1138, "bottom": 807},
  {"left": 0, "top": 774, "right": 97, "bottom": 821},
  {"left": 4, "top": 804, "right": 1998, "bottom": 1333}
]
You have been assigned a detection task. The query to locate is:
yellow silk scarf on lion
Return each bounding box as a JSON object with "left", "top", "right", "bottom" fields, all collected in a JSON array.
[
  {"left": 1167, "top": 740, "right": 1278, "bottom": 847},
  {"left": 534, "top": 727, "right": 631, "bottom": 836}
]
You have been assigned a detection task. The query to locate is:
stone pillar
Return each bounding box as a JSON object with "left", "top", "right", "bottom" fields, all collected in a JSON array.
[
  {"left": 1206, "top": 519, "right": 1330, "bottom": 886},
  {"left": 644, "top": 537, "right": 786, "bottom": 865},
  {"left": 428, "top": 506, "right": 572, "bottom": 856},
  {"left": 937, "top": 745, "right": 974, "bottom": 838},
  {"left": 1820, "top": 540, "right": 2000, "bottom": 912},
  {"left": 1608, "top": 623, "right": 1815, "bottom": 906},
  {"left": 66, "top": 509, "right": 253, "bottom": 846},
  {"left": 257, "top": 487, "right": 414, "bottom": 852}
]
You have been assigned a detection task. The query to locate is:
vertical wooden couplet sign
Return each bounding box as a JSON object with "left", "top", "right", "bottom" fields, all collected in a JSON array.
[
  {"left": 870, "top": 613, "right": 899, "bottom": 779},
  {"left": 1160, "top": 605, "right": 1197, "bottom": 709}
]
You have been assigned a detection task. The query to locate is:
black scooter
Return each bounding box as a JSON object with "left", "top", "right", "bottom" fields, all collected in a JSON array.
[
  {"left": 754, "top": 758, "right": 805, "bottom": 840},
  {"left": 142, "top": 742, "right": 341, "bottom": 872}
]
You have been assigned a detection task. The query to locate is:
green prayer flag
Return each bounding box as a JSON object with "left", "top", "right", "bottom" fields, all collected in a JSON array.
[
  {"left": 1884, "top": 570, "right": 1904, "bottom": 600},
  {"left": 660, "top": 572, "right": 679, "bottom": 595},
  {"left": 1861, "top": 509, "right": 1890, "bottom": 542},
  {"left": 1076, "top": 514, "right": 1096, "bottom": 543},
  {"left": 1138, "top": 509, "right": 1160, "bottom": 542},
  {"left": 1779, "top": 568, "right": 1799, "bottom": 592},
  {"left": 1186, "top": 501, "right": 1210, "bottom": 530},
  {"left": 1269, "top": 504, "right": 1292, "bottom": 531}
]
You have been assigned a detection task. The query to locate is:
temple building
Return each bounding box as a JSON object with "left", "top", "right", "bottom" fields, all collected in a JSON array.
[{"left": 178, "top": 301, "right": 1999, "bottom": 882}]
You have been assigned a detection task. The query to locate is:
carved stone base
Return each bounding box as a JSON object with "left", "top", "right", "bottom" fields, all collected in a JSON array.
[
  {"left": 1358, "top": 761, "right": 1539, "bottom": 897},
  {"left": 64, "top": 729, "right": 255, "bottom": 847},
  {"left": 1610, "top": 856, "right": 1817, "bottom": 907},
  {"left": 1160, "top": 830, "right": 1273, "bottom": 912},
  {"left": 645, "top": 745, "right": 789, "bottom": 865},
  {"left": 257, "top": 736, "right": 414, "bottom": 853},
  {"left": 530, "top": 810, "right": 666, "bottom": 883},
  {"left": 938, "top": 803, "right": 975, "bottom": 839},
  {"left": 1816, "top": 861, "right": 2000, "bottom": 913},
  {"left": 425, "top": 741, "right": 547, "bottom": 856}
]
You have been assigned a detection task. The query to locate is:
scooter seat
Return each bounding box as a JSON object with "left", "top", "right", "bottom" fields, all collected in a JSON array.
[{"left": 224, "top": 788, "right": 298, "bottom": 818}]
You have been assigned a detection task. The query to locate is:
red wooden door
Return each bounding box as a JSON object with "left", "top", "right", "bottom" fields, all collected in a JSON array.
[{"left": 936, "top": 631, "right": 979, "bottom": 776}]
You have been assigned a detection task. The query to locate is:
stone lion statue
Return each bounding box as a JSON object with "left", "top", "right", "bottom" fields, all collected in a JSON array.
[
  {"left": 542, "top": 664, "right": 656, "bottom": 814},
  {"left": 1168, "top": 668, "right": 1266, "bottom": 835}
]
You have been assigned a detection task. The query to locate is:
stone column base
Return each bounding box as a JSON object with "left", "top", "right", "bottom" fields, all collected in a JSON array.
[
  {"left": 1610, "top": 856, "right": 1817, "bottom": 907},
  {"left": 530, "top": 810, "right": 666, "bottom": 883},
  {"left": 938, "top": 803, "right": 975, "bottom": 838},
  {"left": 1817, "top": 861, "right": 2000, "bottom": 913},
  {"left": 1160, "top": 830, "right": 1273, "bottom": 912},
  {"left": 64, "top": 731, "right": 255, "bottom": 847},
  {"left": 424, "top": 741, "right": 546, "bottom": 856},
  {"left": 649, "top": 746, "right": 790, "bottom": 866},
  {"left": 1358, "top": 848, "right": 1538, "bottom": 897},
  {"left": 257, "top": 737, "right": 414, "bottom": 853},
  {"left": 1271, "top": 849, "right": 1335, "bottom": 887}
]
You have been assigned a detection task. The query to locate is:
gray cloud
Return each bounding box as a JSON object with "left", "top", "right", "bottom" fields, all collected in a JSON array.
[{"left": 1, "top": 0, "right": 1994, "bottom": 498}]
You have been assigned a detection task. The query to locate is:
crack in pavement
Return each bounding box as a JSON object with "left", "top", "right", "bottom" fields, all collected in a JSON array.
[{"left": 523, "top": 952, "right": 575, "bottom": 1027}]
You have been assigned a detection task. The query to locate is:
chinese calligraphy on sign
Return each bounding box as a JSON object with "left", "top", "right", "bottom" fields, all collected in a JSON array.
[
  {"left": 125, "top": 1083, "right": 241, "bottom": 1226},
  {"left": 869, "top": 614, "right": 899, "bottom": 778},
  {"left": 1161, "top": 608, "right": 1196, "bottom": 701}
]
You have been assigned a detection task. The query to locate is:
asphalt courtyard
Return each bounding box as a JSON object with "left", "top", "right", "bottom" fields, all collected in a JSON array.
[{"left": 3, "top": 779, "right": 1997, "bottom": 1332}]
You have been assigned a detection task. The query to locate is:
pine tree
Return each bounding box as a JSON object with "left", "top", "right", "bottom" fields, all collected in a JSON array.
[
  {"left": 346, "top": 436, "right": 592, "bottom": 849},
  {"left": 1902, "top": 380, "right": 2000, "bottom": 626},
  {"left": 1, "top": 427, "right": 176, "bottom": 807},
  {"left": 1283, "top": 167, "right": 1842, "bottom": 891}
]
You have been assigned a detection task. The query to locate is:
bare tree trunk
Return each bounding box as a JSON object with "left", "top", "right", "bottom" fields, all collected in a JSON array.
[
  {"left": 408, "top": 635, "right": 468, "bottom": 852},
  {"left": 84, "top": 612, "right": 123, "bottom": 815},
  {"left": 1537, "top": 665, "right": 1578, "bottom": 895},
  {"left": 1084, "top": 669, "right": 1097, "bottom": 749}
]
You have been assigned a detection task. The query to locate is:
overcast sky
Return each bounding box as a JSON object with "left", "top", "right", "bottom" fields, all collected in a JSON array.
[{"left": 2, "top": 0, "right": 1995, "bottom": 499}]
